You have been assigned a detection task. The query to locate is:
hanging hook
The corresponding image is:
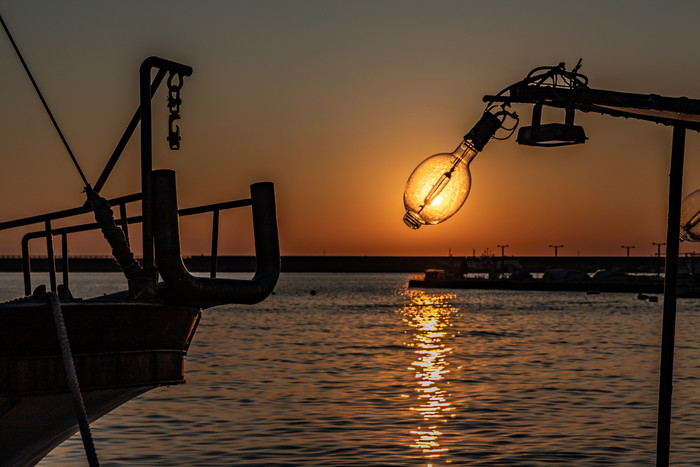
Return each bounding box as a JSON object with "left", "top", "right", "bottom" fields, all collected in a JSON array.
[{"left": 167, "top": 72, "right": 184, "bottom": 150}]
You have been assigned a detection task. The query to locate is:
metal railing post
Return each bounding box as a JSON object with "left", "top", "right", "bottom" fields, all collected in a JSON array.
[
  {"left": 210, "top": 210, "right": 219, "bottom": 278},
  {"left": 21, "top": 236, "right": 31, "bottom": 296},
  {"left": 61, "top": 232, "right": 69, "bottom": 288},
  {"left": 44, "top": 220, "right": 57, "bottom": 292},
  {"left": 119, "top": 203, "right": 130, "bottom": 245}
]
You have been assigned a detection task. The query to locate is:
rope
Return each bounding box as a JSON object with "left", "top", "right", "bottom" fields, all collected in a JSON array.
[
  {"left": 0, "top": 13, "right": 90, "bottom": 188},
  {"left": 47, "top": 292, "right": 100, "bottom": 466}
]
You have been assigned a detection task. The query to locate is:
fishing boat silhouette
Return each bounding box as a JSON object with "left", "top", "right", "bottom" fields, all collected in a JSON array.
[{"left": 0, "top": 16, "right": 279, "bottom": 466}]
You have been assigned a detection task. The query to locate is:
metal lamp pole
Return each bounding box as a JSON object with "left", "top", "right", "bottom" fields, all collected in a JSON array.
[
  {"left": 621, "top": 245, "right": 635, "bottom": 274},
  {"left": 549, "top": 244, "right": 563, "bottom": 268},
  {"left": 497, "top": 244, "right": 509, "bottom": 277},
  {"left": 653, "top": 242, "right": 666, "bottom": 276},
  {"left": 656, "top": 126, "right": 685, "bottom": 466}
]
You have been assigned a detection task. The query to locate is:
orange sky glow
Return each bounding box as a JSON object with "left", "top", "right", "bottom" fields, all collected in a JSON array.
[{"left": 2, "top": 1, "right": 700, "bottom": 258}]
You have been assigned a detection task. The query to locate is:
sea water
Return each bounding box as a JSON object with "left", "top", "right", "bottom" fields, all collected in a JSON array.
[{"left": 4, "top": 272, "right": 698, "bottom": 465}]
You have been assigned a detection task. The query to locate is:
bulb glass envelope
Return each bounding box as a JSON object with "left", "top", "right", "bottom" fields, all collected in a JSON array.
[
  {"left": 402, "top": 112, "right": 503, "bottom": 229},
  {"left": 680, "top": 189, "right": 700, "bottom": 241},
  {"left": 403, "top": 144, "right": 475, "bottom": 229}
]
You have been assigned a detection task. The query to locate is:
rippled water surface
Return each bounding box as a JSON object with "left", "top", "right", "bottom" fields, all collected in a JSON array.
[{"left": 7, "top": 272, "right": 699, "bottom": 465}]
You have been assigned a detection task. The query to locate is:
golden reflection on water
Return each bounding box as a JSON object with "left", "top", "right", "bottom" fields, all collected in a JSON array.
[{"left": 401, "top": 289, "right": 458, "bottom": 466}]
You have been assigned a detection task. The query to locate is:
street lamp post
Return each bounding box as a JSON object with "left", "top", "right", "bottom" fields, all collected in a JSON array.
[
  {"left": 621, "top": 245, "right": 635, "bottom": 274},
  {"left": 653, "top": 242, "right": 666, "bottom": 276},
  {"left": 497, "top": 244, "right": 509, "bottom": 277},
  {"left": 549, "top": 244, "right": 563, "bottom": 268}
]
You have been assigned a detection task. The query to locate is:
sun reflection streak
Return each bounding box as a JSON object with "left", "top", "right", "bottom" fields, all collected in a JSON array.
[{"left": 400, "top": 289, "right": 458, "bottom": 466}]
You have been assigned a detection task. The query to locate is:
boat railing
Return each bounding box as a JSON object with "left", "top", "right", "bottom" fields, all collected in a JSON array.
[
  {"left": 0, "top": 57, "right": 279, "bottom": 304},
  {"left": 0, "top": 191, "right": 254, "bottom": 297}
]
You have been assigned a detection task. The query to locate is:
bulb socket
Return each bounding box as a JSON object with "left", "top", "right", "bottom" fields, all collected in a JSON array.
[{"left": 464, "top": 112, "right": 502, "bottom": 151}]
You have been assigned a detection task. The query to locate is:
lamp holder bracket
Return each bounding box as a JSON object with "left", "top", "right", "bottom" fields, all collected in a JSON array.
[{"left": 516, "top": 103, "right": 587, "bottom": 146}]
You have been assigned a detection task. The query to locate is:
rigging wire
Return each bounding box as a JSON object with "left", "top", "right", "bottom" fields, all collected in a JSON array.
[{"left": 0, "top": 13, "right": 91, "bottom": 188}]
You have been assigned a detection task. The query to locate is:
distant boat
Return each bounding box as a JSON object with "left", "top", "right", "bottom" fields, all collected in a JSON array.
[
  {"left": 0, "top": 54, "right": 280, "bottom": 466},
  {"left": 408, "top": 267, "right": 687, "bottom": 295}
]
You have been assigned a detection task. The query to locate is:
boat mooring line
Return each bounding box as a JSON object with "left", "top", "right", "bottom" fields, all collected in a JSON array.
[
  {"left": 47, "top": 292, "right": 100, "bottom": 467},
  {"left": 0, "top": 13, "right": 90, "bottom": 188}
]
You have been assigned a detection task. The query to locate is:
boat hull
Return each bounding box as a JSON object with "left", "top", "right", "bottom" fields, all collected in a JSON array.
[
  {"left": 0, "top": 300, "right": 201, "bottom": 466},
  {"left": 2, "top": 386, "right": 152, "bottom": 466}
]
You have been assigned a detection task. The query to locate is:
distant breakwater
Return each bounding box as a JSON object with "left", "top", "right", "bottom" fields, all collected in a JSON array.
[{"left": 0, "top": 255, "right": 685, "bottom": 274}]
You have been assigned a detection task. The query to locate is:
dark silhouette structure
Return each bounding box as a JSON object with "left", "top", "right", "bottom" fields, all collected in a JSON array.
[
  {"left": 0, "top": 47, "right": 280, "bottom": 466},
  {"left": 478, "top": 62, "right": 700, "bottom": 467}
]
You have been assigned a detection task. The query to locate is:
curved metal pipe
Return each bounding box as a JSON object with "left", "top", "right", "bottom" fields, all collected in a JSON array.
[{"left": 152, "top": 170, "right": 280, "bottom": 307}]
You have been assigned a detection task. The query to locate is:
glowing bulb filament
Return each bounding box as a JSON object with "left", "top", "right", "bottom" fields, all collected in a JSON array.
[
  {"left": 430, "top": 195, "right": 443, "bottom": 207},
  {"left": 684, "top": 212, "right": 700, "bottom": 233},
  {"left": 421, "top": 172, "right": 451, "bottom": 209}
]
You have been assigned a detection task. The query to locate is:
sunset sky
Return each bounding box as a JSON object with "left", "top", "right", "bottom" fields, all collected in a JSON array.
[{"left": 2, "top": 1, "right": 700, "bottom": 258}]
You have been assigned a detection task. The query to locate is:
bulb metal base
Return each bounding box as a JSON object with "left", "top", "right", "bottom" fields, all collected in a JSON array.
[{"left": 403, "top": 211, "right": 423, "bottom": 229}]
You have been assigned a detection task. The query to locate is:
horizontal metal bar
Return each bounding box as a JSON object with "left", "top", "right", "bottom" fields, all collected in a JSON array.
[
  {"left": 484, "top": 86, "right": 700, "bottom": 131},
  {"left": 141, "top": 56, "right": 193, "bottom": 78},
  {"left": 178, "top": 198, "right": 252, "bottom": 216},
  {"left": 21, "top": 197, "right": 252, "bottom": 241},
  {"left": 492, "top": 85, "right": 700, "bottom": 114},
  {"left": 0, "top": 193, "right": 143, "bottom": 231},
  {"left": 23, "top": 216, "right": 143, "bottom": 241}
]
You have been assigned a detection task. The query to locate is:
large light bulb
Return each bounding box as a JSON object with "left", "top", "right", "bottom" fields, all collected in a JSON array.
[
  {"left": 403, "top": 141, "right": 477, "bottom": 229},
  {"left": 680, "top": 188, "right": 700, "bottom": 242},
  {"left": 403, "top": 111, "right": 502, "bottom": 229}
]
